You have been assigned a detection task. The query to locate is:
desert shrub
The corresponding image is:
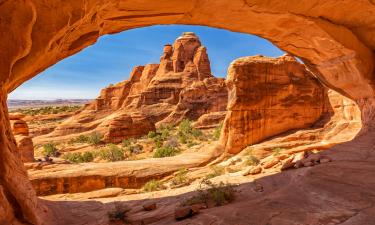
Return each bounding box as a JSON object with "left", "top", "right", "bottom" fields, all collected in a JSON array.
[
  {"left": 177, "top": 119, "right": 204, "bottom": 145},
  {"left": 127, "top": 144, "right": 143, "bottom": 154},
  {"left": 171, "top": 168, "right": 189, "bottom": 187},
  {"left": 153, "top": 146, "right": 180, "bottom": 158},
  {"left": 212, "top": 123, "right": 223, "bottom": 140},
  {"left": 68, "top": 132, "right": 102, "bottom": 145},
  {"left": 147, "top": 130, "right": 158, "bottom": 139},
  {"left": 121, "top": 138, "right": 134, "bottom": 148},
  {"left": 178, "top": 133, "right": 188, "bottom": 144},
  {"left": 205, "top": 165, "right": 225, "bottom": 179},
  {"left": 178, "top": 119, "right": 193, "bottom": 135},
  {"left": 42, "top": 143, "right": 58, "bottom": 156},
  {"left": 151, "top": 135, "right": 164, "bottom": 148},
  {"left": 160, "top": 128, "right": 170, "bottom": 140},
  {"left": 63, "top": 151, "right": 94, "bottom": 163},
  {"left": 164, "top": 137, "right": 180, "bottom": 148},
  {"left": 159, "top": 123, "right": 174, "bottom": 131},
  {"left": 88, "top": 132, "right": 102, "bottom": 145},
  {"left": 183, "top": 179, "right": 235, "bottom": 207},
  {"left": 98, "top": 144, "right": 125, "bottom": 162},
  {"left": 246, "top": 155, "right": 260, "bottom": 166},
  {"left": 69, "top": 135, "right": 90, "bottom": 144},
  {"left": 143, "top": 179, "right": 164, "bottom": 192},
  {"left": 191, "top": 129, "right": 203, "bottom": 138}
]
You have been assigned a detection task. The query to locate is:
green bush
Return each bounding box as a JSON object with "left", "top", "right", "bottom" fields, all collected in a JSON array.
[
  {"left": 69, "top": 135, "right": 90, "bottom": 144},
  {"left": 153, "top": 146, "right": 180, "bottom": 158},
  {"left": 88, "top": 132, "right": 102, "bottom": 145},
  {"left": 178, "top": 133, "right": 188, "bottom": 144},
  {"left": 121, "top": 138, "right": 134, "bottom": 148},
  {"left": 178, "top": 119, "right": 193, "bottom": 135},
  {"left": 171, "top": 168, "right": 189, "bottom": 187},
  {"left": 177, "top": 119, "right": 204, "bottom": 145},
  {"left": 147, "top": 131, "right": 158, "bottom": 139},
  {"left": 68, "top": 132, "right": 102, "bottom": 145},
  {"left": 143, "top": 179, "right": 164, "bottom": 192},
  {"left": 63, "top": 151, "right": 94, "bottom": 163},
  {"left": 42, "top": 143, "right": 58, "bottom": 156},
  {"left": 191, "top": 129, "right": 203, "bottom": 138},
  {"left": 98, "top": 144, "right": 125, "bottom": 162},
  {"left": 213, "top": 123, "right": 223, "bottom": 140}
]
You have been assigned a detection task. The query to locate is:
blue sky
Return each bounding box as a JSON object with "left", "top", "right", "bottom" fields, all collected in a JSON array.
[{"left": 9, "top": 25, "right": 284, "bottom": 100}]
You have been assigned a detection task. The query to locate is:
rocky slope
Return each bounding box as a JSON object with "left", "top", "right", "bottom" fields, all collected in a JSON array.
[{"left": 34, "top": 32, "right": 227, "bottom": 144}]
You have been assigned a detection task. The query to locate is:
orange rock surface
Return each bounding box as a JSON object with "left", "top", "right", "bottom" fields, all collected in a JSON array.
[
  {"left": 9, "top": 113, "right": 34, "bottom": 163},
  {"left": 0, "top": 1, "right": 375, "bottom": 225},
  {"left": 34, "top": 32, "right": 227, "bottom": 144},
  {"left": 221, "top": 54, "right": 328, "bottom": 154}
]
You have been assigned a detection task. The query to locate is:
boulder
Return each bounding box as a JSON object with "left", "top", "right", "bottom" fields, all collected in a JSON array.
[
  {"left": 174, "top": 206, "right": 197, "bottom": 220},
  {"left": 143, "top": 202, "right": 157, "bottom": 211}
]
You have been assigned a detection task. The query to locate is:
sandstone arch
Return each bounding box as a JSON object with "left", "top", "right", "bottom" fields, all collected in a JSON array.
[{"left": 1, "top": 1, "right": 375, "bottom": 224}]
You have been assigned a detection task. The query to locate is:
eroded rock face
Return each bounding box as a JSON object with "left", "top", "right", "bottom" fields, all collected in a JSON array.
[
  {"left": 9, "top": 113, "right": 34, "bottom": 163},
  {"left": 1, "top": 1, "right": 375, "bottom": 224},
  {"left": 220, "top": 55, "right": 328, "bottom": 154},
  {"left": 35, "top": 32, "right": 227, "bottom": 144}
]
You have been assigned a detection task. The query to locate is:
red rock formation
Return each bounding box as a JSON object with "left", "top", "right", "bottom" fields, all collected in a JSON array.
[
  {"left": 35, "top": 32, "right": 228, "bottom": 144},
  {"left": 220, "top": 55, "right": 328, "bottom": 154},
  {"left": 9, "top": 113, "right": 34, "bottom": 163},
  {"left": 1, "top": 1, "right": 375, "bottom": 224},
  {"left": 193, "top": 111, "right": 227, "bottom": 129}
]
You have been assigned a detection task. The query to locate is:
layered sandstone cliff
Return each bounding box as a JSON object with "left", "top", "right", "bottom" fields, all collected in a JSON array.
[
  {"left": 220, "top": 54, "right": 328, "bottom": 154},
  {"left": 35, "top": 32, "right": 227, "bottom": 144}
]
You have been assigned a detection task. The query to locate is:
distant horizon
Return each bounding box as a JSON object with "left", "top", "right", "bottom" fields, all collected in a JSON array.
[{"left": 9, "top": 25, "right": 284, "bottom": 100}]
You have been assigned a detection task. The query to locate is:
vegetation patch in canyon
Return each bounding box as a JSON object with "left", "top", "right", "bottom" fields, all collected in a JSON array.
[
  {"left": 42, "top": 143, "right": 59, "bottom": 157},
  {"left": 13, "top": 105, "right": 81, "bottom": 115},
  {"left": 143, "top": 179, "right": 165, "bottom": 192},
  {"left": 68, "top": 132, "right": 103, "bottom": 145},
  {"left": 171, "top": 168, "right": 191, "bottom": 188},
  {"left": 183, "top": 179, "right": 235, "bottom": 207}
]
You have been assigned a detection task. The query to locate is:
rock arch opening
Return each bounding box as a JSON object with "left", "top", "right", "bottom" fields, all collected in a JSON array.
[{"left": 1, "top": 1, "right": 375, "bottom": 225}]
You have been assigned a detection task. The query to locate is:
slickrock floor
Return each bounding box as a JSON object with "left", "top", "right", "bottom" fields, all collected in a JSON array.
[{"left": 39, "top": 126, "right": 375, "bottom": 225}]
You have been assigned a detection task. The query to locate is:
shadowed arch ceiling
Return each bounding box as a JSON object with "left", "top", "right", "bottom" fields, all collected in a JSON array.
[{"left": 1, "top": 0, "right": 374, "bottom": 101}]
